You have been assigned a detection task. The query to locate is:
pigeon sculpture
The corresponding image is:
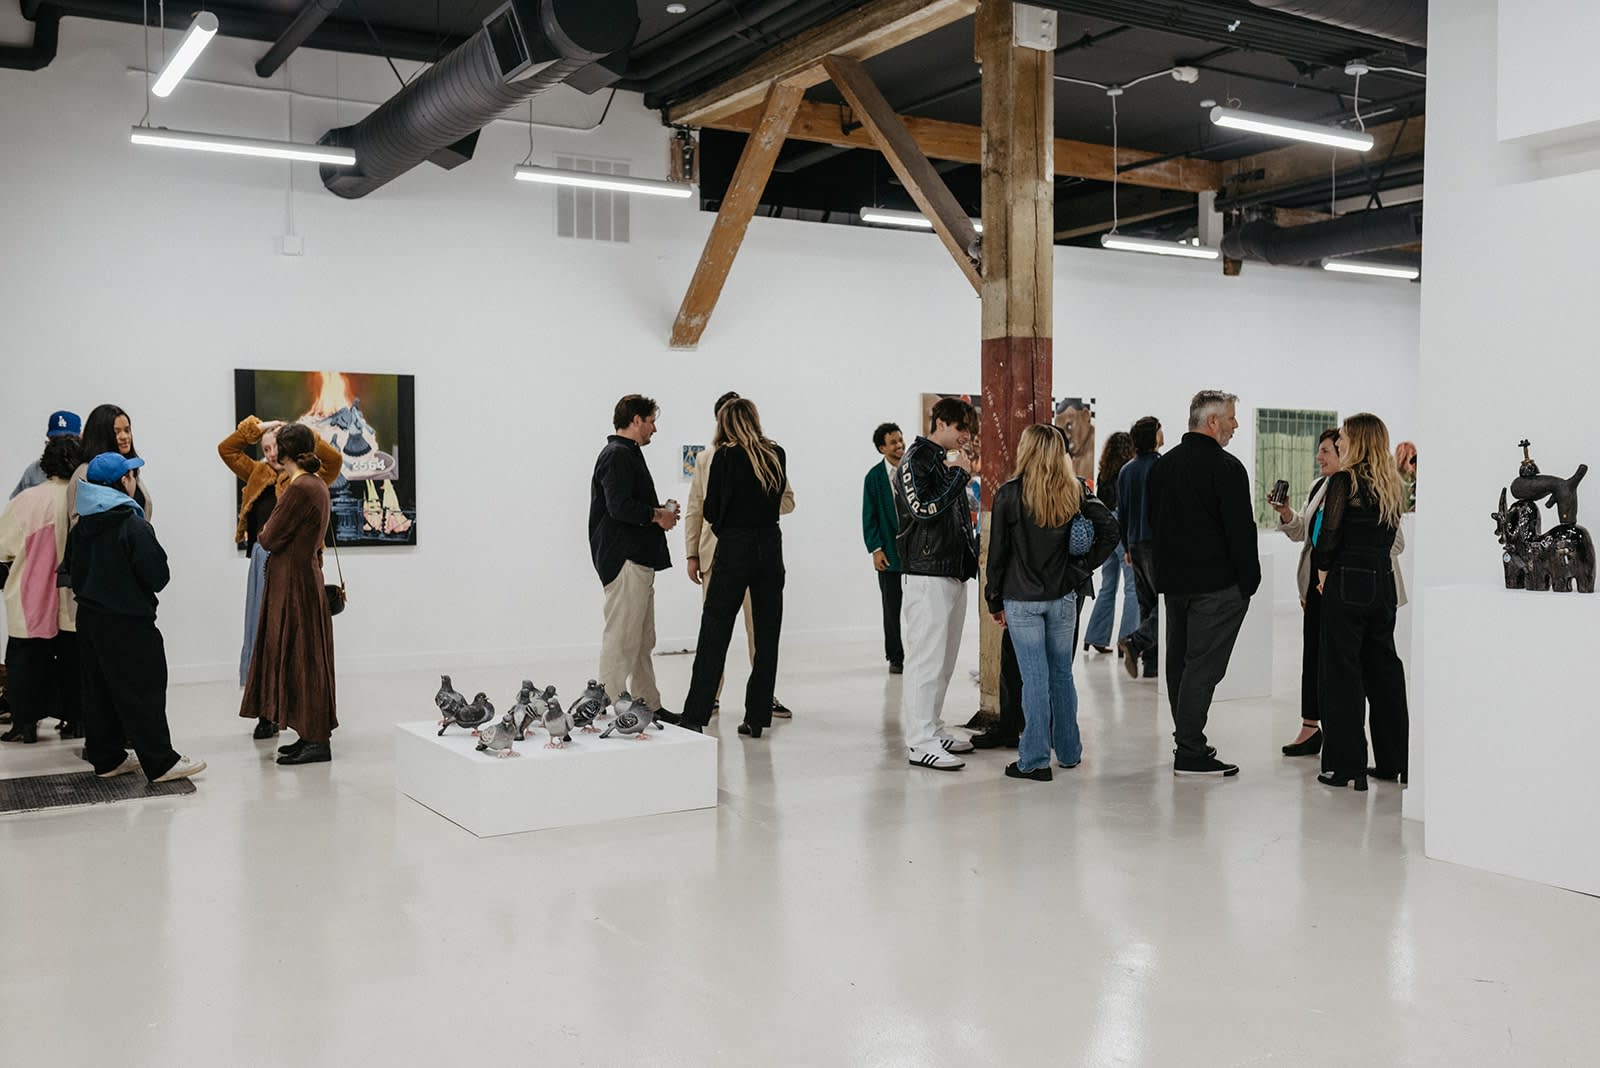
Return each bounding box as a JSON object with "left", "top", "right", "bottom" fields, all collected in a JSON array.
[
  {"left": 571, "top": 680, "right": 611, "bottom": 729},
  {"left": 510, "top": 681, "right": 538, "bottom": 742},
  {"left": 474, "top": 710, "right": 518, "bottom": 757},
  {"left": 439, "top": 692, "right": 494, "bottom": 737},
  {"left": 541, "top": 693, "right": 574, "bottom": 749},
  {"left": 599, "top": 699, "right": 659, "bottom": 741},
  {"left": 434, "top": 675, "right": 468, "bottom": 719}
]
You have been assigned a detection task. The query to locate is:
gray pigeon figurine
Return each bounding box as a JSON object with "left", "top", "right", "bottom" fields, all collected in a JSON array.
[
  {"left": 541, "top": 692, "right": 574, "bottom": 749},
  {"left": 510, "top": 681, "right": 538, "bottom": 741},
  {"left": 439, "top": 692, "right": 494, "bottom": 737},
  {"left": 571, "top": 679, "right": 611, "bottom": 729},
  {"left": 434, "top": 674, "right": 468, "bottom": 726},
  {"left": 599, "top": 699, "right": 656, "bottom": 741},
  {"left": 474, "top": 710, "right": 518, "bottom": 758}
]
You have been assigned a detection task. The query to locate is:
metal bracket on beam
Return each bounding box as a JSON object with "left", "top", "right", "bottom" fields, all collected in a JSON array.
[
  {"left": 1013, "top": 4, "right": 1057, "bottom": 52},
  {"left": 256, "top": 0, "right": 343, "bottom": 79}
]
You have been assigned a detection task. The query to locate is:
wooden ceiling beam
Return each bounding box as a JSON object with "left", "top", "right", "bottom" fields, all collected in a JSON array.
[
  {"left": 704, "top": 101, "right": 1223, "bottom": 193},
  {"left": 1223, "top": 115, "right": 1426, "bottom": 201}
]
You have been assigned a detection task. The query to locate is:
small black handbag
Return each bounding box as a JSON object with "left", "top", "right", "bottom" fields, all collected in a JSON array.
[{"left": 325, "top": 533, "right": 347, "bottom": 617}]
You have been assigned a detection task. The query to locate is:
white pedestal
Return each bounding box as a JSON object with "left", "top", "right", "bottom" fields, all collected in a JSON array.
[
  {"left": 1423, "top": 584, "right": 1600, "bottom": 895},
  {"left": 1158, "top": 564, "right": 1275, "bottom": 702},
  {"left": 394, "top": 721, "right": 718, "bottom": 838}
]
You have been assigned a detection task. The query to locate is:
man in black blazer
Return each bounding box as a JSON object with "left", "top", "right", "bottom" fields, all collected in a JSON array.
[
  {"left": 861, "top": 422, "right": 906, "bottom": 673},
  {"left": 1148, "top": 390, "right": 1261, "bottom": 777}
]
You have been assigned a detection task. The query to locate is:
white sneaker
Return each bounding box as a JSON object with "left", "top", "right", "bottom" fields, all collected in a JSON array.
[
  {"left": 936, "top": 732, "right": 975, "bottom": 754},
  {"left": 908, "top": 745, "right": 965, "bottom": 771},
  {"left": 153, "top": 756, "right": 207, "bottom": 782},
  {"left": 96, "top": 753, "right": 140, "bottom": 779}
]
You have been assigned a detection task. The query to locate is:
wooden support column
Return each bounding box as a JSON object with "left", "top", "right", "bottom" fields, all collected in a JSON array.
[
  {"left": 976, "top": 0, "right": 1055, "bottom": 716},
  {"left": 669, "top": 81, "right": 804, "bottom": 350}
]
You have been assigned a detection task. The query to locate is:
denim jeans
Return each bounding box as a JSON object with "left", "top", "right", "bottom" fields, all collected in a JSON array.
[
  {"left": 1082, "top": 539, "right": 1139, "bottom": 647},
  {"left": 1004, "top": 594, "right": 1081, "bottom": 772}
]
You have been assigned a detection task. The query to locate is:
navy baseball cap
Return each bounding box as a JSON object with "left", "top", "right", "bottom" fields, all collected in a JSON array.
[
  {"left": 46, "top": 410, "right": 81, "bottom": 438},
  {"left": 86, "top": 452, "right": 145, "bottom": 486}
]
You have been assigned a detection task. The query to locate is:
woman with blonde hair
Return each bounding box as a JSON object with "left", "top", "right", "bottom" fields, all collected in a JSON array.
[
  {"left": 1312, "top": 412, "right": 1410, "bottom": 791},
  {"left": 679, "top": 398, "right": 789, "bottom": 739},
  {"left": 985, "top": 424, "right": 1119, "bottom": 780}
]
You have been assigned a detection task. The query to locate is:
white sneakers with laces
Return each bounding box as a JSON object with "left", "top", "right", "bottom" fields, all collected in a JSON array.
[{"left": 908, "top": 745, "right": 965, "bottom": 771}]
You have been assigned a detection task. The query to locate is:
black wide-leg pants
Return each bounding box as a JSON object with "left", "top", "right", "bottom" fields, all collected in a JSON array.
[
  {"left": 684, "top": 529, "right": 785, "bottom": 729},
  {"left": 77, "top": 608, "right": 180, "bottom": 781},
  {"left": 878, "top": 569, "right": 904, "bottom": 666},
  {"left": 4, "top": 632, "right": 81, "bottom": 729},
  {"left": 1318, "top": 562, "right": 1409, "bottom": 778}
]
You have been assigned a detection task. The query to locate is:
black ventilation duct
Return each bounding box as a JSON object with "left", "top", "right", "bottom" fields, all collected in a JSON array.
[
  {"left": 1221, "top": 203, "right": 1422, "bottom": 265},
  {"left": 1247, "top": 1, "right": 1427, "bottom": 50},
  {"left": 318, "top": 0, "right": 638, "bottom": 199}
]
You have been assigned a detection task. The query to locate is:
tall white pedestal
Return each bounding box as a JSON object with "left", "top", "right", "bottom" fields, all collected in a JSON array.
[
  {"left": 394, "top": 721, "right": 718, "bottom": 838},
  {"left": 1423, "top": 584, "right": 1600, "bottom": 895}
]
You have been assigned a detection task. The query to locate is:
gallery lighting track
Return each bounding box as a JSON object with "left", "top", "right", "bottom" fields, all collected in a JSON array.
[
  {"left": 151, "top": 12, "right": 218, "bottom": 98},
  {"left": 858, "top": 207, "right": 983, "bottom": 232},
  {"left": 512, "top": 164, "right": 694, "bottom": 198},
  {"left": 1100, "top": 233, "right": 1220, "bottom": 260},
  {"left": 1209, "top": 106, "right": 1375, "bottom": 151},
  {"left": 1322, "top": 259, "right": 1420, "bottom": 280},
  {"left": 130, "top": 126, "right": 357, "bottom": 165}
]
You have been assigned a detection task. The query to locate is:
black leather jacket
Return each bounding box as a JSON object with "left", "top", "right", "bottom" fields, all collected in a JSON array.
[
  {"left": 893, "top": 436, "right": 978, "bottom": 580},
  {"left": 984, "top": 479, "right": 1120, "bottom": 612}
]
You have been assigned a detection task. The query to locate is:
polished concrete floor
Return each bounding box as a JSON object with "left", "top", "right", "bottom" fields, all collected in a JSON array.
[{"left": 2, "top": 609, "right": 1597, "bottom": 1067}]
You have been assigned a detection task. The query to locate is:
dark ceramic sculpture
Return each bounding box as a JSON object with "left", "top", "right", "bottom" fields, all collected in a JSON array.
[
  {"left": 438, "top": 691, "right": 495, "bottom": 736},
  {"left": 1492, "top": 441, "right": 1596, "bottom": 593},
  {"left": 510, "top": 681, "right": 538, "bottom": 741}
]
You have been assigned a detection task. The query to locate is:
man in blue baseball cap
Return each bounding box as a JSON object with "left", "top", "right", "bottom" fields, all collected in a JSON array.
[
  {"left": 9, "top": 410, "right": 81, "bottom": 500},
  {"left": 65, "top": 451, "right": 205, "bottom": 783}
]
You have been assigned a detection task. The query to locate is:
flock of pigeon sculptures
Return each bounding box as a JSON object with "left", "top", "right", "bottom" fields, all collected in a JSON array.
[{"left": 432, "top": 676, "right": 666, "bottom": 757}]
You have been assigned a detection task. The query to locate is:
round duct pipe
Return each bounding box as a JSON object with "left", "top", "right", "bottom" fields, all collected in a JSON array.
[
  {"left": 1246, "top": 0, "right": 1426, "bottom": 50},
  {"left": 1220, "top": 204, "right": 1422, "bottom": 265}
]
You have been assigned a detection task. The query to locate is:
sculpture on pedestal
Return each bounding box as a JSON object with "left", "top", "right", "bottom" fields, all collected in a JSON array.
[
  {"left": 1491, "top": 440, "right": 1595, "bottom": 593},
  {"left": 474, "top": 710, "right": 519, "bottom": 757}
]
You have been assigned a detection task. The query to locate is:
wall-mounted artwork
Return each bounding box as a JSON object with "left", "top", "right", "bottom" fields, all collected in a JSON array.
[
  {"left": 1053, "top": 397, "right": 1096, "bottom": 488},
  {"left": 234, "top": 370, "right": 418, "bottom": 547},
  {"left": 681, "top": 444, "right": 706, "bottom": 481}
]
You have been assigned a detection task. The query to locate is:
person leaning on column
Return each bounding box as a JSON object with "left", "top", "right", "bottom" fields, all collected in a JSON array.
[
  {"left": 589, "top": 394, "right": 680, "bottom": 724},
  {"left": 684, "top": 391, "right": 796, "bottom": 718},
  {"left": 861, "top": 421, "right": 906, "bottom": 675}
]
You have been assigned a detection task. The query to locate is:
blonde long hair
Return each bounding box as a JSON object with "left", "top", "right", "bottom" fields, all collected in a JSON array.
[
  {"left": 714, "top": 398, "right": 785, "bottom": 496},
  {"left": 1015, "top": 423, "right": 1082, "bottom": 528},
  {"left": 1340, "top": 412, "right": 1405, "bottom": 527}
]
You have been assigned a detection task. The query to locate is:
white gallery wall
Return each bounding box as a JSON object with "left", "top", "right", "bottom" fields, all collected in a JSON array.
[
  {"left": 0, "top": 20, "right": 1418, "bottom": 685},
  {"left": 1417, "top": 0, "right": 1600, "bottom": 894}
]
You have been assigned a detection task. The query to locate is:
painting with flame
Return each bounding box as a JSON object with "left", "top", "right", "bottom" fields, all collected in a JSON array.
[{"left": 234, "top": 370, "right": 418, "bottom": 547}]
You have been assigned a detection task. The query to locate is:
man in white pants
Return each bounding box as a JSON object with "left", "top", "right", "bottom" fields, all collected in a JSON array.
[{"left": 893, "top": 397, "right": 979, "bottom": 771}]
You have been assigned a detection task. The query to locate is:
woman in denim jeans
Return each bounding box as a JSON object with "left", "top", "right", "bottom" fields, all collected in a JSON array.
[
  {"left": 1082, "top": 431, "right": 1140, "bottom": 654},
  {"left": 985, "top": 425, "right": 1120, "bottom": 781}
]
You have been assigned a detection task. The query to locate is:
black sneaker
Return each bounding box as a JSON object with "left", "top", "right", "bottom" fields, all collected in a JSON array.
[
  {"left": 771, "top": 698, "right": 792, "bottom": 719},
  {"left": 888, "top": 662, "right": 904, "bottom": 675},
  {"left": 969, "top": 730, "right": 1019, "bottom": 750},
  {"left": 1173, "top": 752, "right": 1239, "bottom": 777},
  {"left": 1005, "top": 761, "right": 1052, "bottom": 782}
]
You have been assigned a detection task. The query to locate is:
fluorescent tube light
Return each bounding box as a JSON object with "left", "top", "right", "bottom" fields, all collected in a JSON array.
[
  {"left": 131, "top": 126, "right": 356, "bottom": 165},
  {"left": 512, "top": 164, "right": 693, "bottom": 198},
  {"left": 1100, "top": 233, "right": 1220, "bottom": 260},
  {"left": 1209, "top": 106, "right": 1375, "bottom": 152},
  {"left": 859, "top": 206, "right": 983, "bottom": 232},
  {"left": 1323, "top": 259, "right": 1420, "bottom": 280},
  {"left": 151, "top": 12, "right": 219, "bottom": 98}
]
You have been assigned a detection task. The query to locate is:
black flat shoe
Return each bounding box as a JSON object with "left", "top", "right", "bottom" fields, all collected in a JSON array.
[
  {"left": 737, "top": 722, "right": 763, "bottom": 739},
  {"left": 652, "top": 708, "right": 681, "bottom": 726},
  {"left": 970, "top": 730, "right": 1019, "bottom": 750},
  {"left": 1366, "top": 767, "right": 1408, "bottom": 783},
  {"left": 888, "top": 662, "right": 903, "bottom": 675},
  {"left": 278, "top": 737, "right": 307, "bottom": 756},
  {"left": 252, "top": 717, "right": 279, "bottom": 740},
  {"left": 1282, "top": 728, "right": 1323, "bottom": 756},
  {"left": 1005, "top": 761, "right": 1052, "bottom": 782},
  {"left": 56, "top": 721, "right": 82, "bottom": 739},
  {"left": 277, "top": 742, "right": 331, "bottom": 765},
  {"left": 1, "top": 725, "right": 37, "bottom": 744},
  {"left": 678, "top": 722, "right": 704, "bottom": 733},
  {"left": 1318, "top": 770, "right": 1368, "bottom": 791}
]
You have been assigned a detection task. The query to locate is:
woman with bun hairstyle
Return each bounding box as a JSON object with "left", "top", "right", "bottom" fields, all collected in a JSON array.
[{"left": 239, "top": 423, "right": 338, "bottom": 766}]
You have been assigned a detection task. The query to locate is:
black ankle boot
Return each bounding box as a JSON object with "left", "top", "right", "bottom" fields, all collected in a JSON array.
[
  {"left": 278, "top": 737, "right": 307, "bottom": 757},
  {"left": 252, "top": 717, "right": 279, "bottom": 740},
  {"left": 1, "top": 723, "right": 38, "bottom": 744},
  {"left": 277, "top": 741, "right": 331, "bottom": 765}
]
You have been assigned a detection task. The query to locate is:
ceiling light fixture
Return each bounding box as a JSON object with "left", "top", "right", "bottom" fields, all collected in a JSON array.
[
  {"left": 130, "top": 126, "right": 356, "bottom": 165},
  {"left": 1322, "top": 259, "right": 1419, "bottom": 280},
  {"left": 1209, "top": 106, "right": 1374, "bottom": 151},
  {"left": 858, "top": 207, "right": 982, "bottom": 232},
  {"left": 151, "top": 12, "right": 219, "bottom": 98},
  {"left": 1100, "top": 233, "right": 1220, "bottom": 259},
  {"left": 512, "top": 164, "right": 694, "bottom": 198}
]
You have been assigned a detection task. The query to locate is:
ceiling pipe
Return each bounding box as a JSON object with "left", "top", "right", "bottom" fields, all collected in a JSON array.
[
  {"left": 1246, "top": 0, "right": 1426, "bottom": 50},
  {"left": 255, "top": 0, "right": 343, "bottom": 79},
  {"left": 0, "top": 3, "right": 60, "bottom": 71},
  {"left": 1220, "top": 202, "right": 1421, "bottom": 265}
]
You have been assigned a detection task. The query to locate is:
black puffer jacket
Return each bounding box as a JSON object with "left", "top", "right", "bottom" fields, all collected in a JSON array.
[
  {"left": 984, "top": 479, "right": 1120, "bottom": 612},
  {"left": 893, "top": 435, "right": 978, "bottom": 580}
]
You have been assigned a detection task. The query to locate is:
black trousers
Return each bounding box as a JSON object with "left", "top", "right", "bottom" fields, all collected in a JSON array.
[
  {"left": 1164, "top": 586, "right": 1249, "bottom": 758},
  {"left": 878, "top": 569, "right": 904, "bottom": 666},
  {"left": 77, "top": 608, "right": 179, "bottom": 781},
  {"left": 997, "top": 594, "right": 1085, "bottom": 739},
  {"left": 1122, "top": 543, "right": 1160, "bottom": 671},
  {"left": 1300, "top": 584, "right": 1323, "bottom": 724},
  {"left": 684, "top": 529, "right": 785, "bottom": 729},
  {"left": 1318, "top": 563, "right": 1409, "bottom": 777},
  {"left": 4, "top": 632, "right": 81, "bottom": 729}
]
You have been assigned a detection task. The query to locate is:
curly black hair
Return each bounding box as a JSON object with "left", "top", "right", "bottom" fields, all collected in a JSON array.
[{"left": 39, "top": 436, "right": 83, "bottom": 480}]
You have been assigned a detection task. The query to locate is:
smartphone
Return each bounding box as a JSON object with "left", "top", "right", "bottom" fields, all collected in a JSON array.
[{"left": 1268, "top": 479, "right": 1290, "bottom": 506}]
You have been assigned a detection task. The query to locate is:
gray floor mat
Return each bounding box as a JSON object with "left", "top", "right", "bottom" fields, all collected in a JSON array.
[{"left": 0, "top": 770, "right": 196, "bottom": 814}]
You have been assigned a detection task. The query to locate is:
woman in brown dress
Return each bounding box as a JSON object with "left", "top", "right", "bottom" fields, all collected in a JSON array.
[{"left": 239, "top": 423, "right": 338, "bottom": 766}]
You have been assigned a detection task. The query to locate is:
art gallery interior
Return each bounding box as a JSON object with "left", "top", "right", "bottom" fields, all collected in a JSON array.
[{"left": 1, "top": 0, "right": 1597, "bottom": 1062}]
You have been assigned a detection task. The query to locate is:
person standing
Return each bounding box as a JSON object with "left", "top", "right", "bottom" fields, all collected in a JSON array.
[
  {"left": 1116, "top": 417, "right": 1163, "bottom": 679},
  {"left": 1082, "top": 431, "right": 1140, "bottom": 655},
  {"left": 0, "top": 434, "right": 84, "bottom": 743},
  {"left": 239, "top": 424, "right": 339, "bottom": 766},
  {"left": 10, "top": 410, "right": 80, "bottom": 499},
  {"left": 1270, "top": 427, "right": 1340, "bottom": 757},
  {"left": 70, "top": 404, "right": 152, "bottom": 520},
  {"left": 590, "top": 395, "right": 680, "bottom": 723},
  {"left": 985, "top": 425, "right": 1119, "bottom": 781},
  {"left": 1148, "top": 391, "right": 1259, "bottom": 777},
  {"left": 218, "top": 415, "right": 342, "bottom": 738},
  {"left": 67, "top": 452, "right": 204, "bottom": 782},
  {"left": 684, "top": 391, "right": 795, "bottom": 716},
  {"left": 862, "top": 421, "right": 906, "bottom": 674},
  {"left": 680, "top": 399, "right": 789, "bottom": 738},
  {"left": 895, "top": 397, "right": 979, "bottom": 771},
  {"left": 1313, "top": 413, "right": 1411, "bottom": 792}
]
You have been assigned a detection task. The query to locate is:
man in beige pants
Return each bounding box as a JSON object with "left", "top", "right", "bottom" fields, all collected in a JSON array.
[
  {"left": 683, "top": 391, "right": 797, "bottom": 717},
  {"left": 589, "top": 394, "right": 680, "bottom": 722}
]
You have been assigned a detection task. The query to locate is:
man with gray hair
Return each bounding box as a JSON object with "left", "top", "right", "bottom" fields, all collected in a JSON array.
[{"left": 1146, "top": 390, "right": 1260, "bottom": 776}]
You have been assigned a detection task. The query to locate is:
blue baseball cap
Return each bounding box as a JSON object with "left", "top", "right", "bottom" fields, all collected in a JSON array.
[
  {"left": 46, "top": 410, "right": 81, "bottom": 438},
  {"left": 86, "top": 452, "right": 145, "bottom": 487}
]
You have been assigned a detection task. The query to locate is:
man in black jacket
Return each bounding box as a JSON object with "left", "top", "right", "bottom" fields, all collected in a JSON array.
[
  {"left": 68, "top": 452, "right": 204, "bottom": 783},
  {"left": 1148, "top": 391, "right": 1261, "bottom": 776},
  {"left": 894, "top": 397, "right": 978, "bottom": 771},
  {"left": 1116, "top": 416, "right": 1164, "bottom": 678},
  {"left": 589, "top": 395, "right": 680, "bottom": 722}
]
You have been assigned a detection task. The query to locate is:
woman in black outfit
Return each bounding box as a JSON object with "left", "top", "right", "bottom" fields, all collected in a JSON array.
[
  {"left": 1313, "top": 412, "right": 1410, "bottom": 792},
  {"left": 680, "top": 399, "right": 788, "bottom": 739}
]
